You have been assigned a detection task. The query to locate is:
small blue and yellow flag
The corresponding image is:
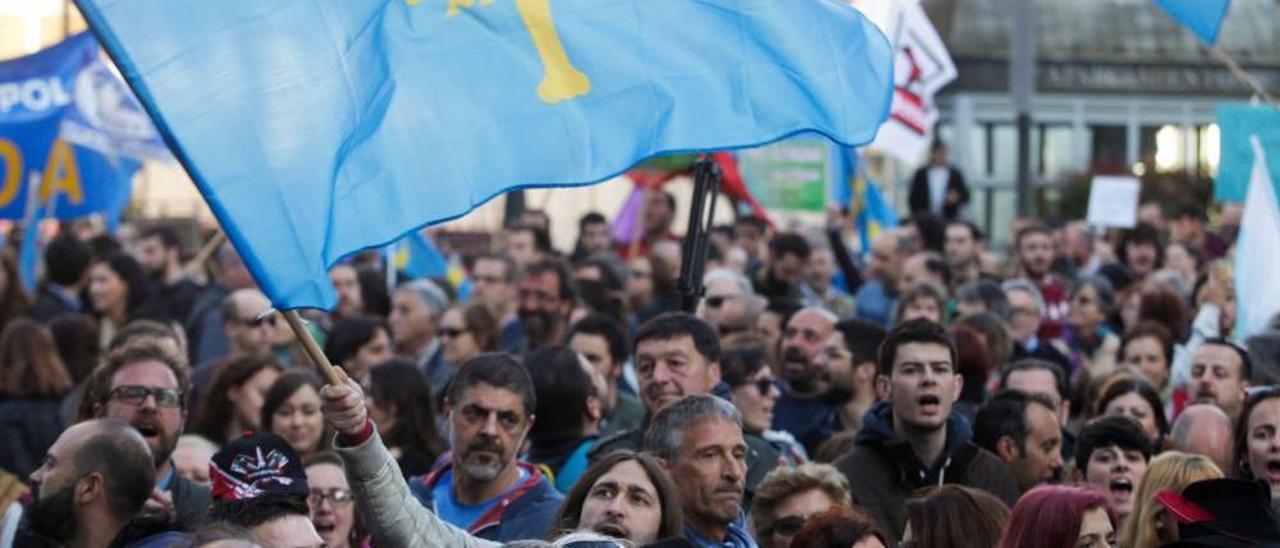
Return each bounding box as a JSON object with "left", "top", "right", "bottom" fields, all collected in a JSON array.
[
  {"left": 850, "top": 174, "right": 898, "bottom": 254},
  {"left": 75, "top": 0, "right": 894, "bottom": 309}
]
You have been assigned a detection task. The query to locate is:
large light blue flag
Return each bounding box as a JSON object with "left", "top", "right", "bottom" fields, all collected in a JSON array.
[
  {"left": 1152, "top": 0, "right": 1231, "bottom": 45},
  {"left": 1217, "top": 104, "right": 1280, "bottom": 203},
  {"left": 74, "top": 0, "right": 894, "bottom": 309}
]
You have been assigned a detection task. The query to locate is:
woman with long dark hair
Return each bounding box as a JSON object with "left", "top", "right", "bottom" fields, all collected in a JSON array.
[
  {"left": 1236, "top": 386, "right": 1280, "bottom": 498},
  {"left": 191, "top": 357, "right": 284, "bottom": 445},
  {"left": 0, "top": 319, "right": 73, "bottom": 478},
  {"left": 261, "top": 370, "right": 331, "bottom": 460},
  {"left": 366, "top": 361, "right": 444, "bottom": 477},
  {"left": 0, "top": 251, "right": 30, "bottom": 334},
  {"left": 86, "top": 253, "right": 165, "bottom": 346}
]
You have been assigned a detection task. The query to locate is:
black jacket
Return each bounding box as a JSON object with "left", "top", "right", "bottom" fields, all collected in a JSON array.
[
  {"left": 908, "top": 165, "right": 969, "bottom": 220},
  {"left": 833, "top": 403, "right": 1019, "bottom": 544},
  {"left": 168, "top": 471, "right": 211, "bottom": 532},
  {"left": 0, "top": 399, "right": 65, "bottom": 479}
]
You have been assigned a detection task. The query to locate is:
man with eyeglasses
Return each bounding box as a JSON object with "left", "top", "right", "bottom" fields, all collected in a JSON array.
[
  {"left": 408, "top": 353, "right": 563, "bottom": 541},
  {"left": 92, "top": 341, "right": 211, "bottom": 532},
  {"left": 472, "top": 253, "right": 525, "bottom": 353},
  {"left": 771, "top": 307, "right": 838, "bottom": 456}
]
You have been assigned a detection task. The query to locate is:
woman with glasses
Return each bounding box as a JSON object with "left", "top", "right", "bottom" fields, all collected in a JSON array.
[
  {"left": 1055, "top": 275, "right": 1121, "bottom": 379},
  {"left": 304, "top": 451, "right": 368, "bottom": 548},
  {"left": 439, "top": 303, "right": 499, "bottom": 370},
  {"left": 721, "top": 342, "right": 806, "bottom": 469}
]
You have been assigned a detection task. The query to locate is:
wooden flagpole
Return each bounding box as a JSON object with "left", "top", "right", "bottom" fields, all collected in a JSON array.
[
  {"left": 1209, "top": 47, "right": 1278, "bottom": 106},
  {"left": 283, "top": 310, "right": 343, "bottom": 386}
]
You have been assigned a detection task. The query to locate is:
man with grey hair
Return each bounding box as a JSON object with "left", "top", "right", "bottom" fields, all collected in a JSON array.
[
  {"left": 699, "top": 268, "right": 763, "bottom": 336},
  {"left": 390, "top": 279, "right": 450, "bottom": 388},
  {"left": 1003, "top": 278, "right": 1071, "bottom": 372},
  {"left": 644, "top": 394, "right": 755, "bottom": 548},
  {"left": 1169, "top": 404, "right": 1235, "bottom": 474}
]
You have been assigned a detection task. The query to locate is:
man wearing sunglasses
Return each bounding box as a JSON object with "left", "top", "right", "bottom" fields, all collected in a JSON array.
[
  {"left": 191, "top": 288, "right": 275, "bottom": 406},
  {"left": 93, "top": 341, "right": 211, "bottom": 532},
  {"left": 698, "top": 269, "right": 763, "bottom": 337}
]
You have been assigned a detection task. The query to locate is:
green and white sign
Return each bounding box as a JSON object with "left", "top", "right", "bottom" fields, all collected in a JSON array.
[{"left": 738, "top": 137, "right": 832, "bottom": 212}]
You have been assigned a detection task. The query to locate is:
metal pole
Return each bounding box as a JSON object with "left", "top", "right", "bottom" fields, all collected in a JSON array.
[
  {"left": 1011, "top": 0, "right": 1036, "bottom": 218},
  {"left": 676, "top": 156, "right": 719, "bottom": 313}
]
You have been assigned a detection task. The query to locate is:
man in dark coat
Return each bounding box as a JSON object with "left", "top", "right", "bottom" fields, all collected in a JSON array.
[
  {"left": 908, "top": 141, "right": 969, "bottom": 221},
  {"left": 833, "top": 320, "right": 1018, "bottom": 544}
]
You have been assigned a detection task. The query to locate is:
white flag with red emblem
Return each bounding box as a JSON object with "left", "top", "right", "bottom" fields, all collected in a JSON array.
[{"left": 853, "top": 0, "right": 957, "bottom": 164}]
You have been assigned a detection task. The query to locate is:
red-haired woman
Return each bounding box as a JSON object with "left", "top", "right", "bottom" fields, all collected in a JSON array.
[{"left": 1000, "top": 485, "right": 1116, "bottom": 548}]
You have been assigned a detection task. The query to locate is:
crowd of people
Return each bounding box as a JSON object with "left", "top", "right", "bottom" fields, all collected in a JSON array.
[{"left": 0, "top": 176, "right": 1278, "bottom": 548}]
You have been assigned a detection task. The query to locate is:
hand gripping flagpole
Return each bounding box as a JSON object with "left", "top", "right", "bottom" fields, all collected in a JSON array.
[{"left": 677, "top": 155, "right": 721, "bottom": 313}]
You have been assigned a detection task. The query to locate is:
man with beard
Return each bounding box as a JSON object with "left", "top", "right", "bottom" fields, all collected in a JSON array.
[
  {"left": 944, "top": 221, "right": 984, "bottom": 287},
  {"left": 833, "top": 319, "right": 1017, "bottom": 544},
  {"left": 519, "top": 258, "right": 577, "bottom": 353},
  {"left": 771, "top": 307, "right": 838, "bottom": 455},
  {"left": 1015, "top": 224, "right": 1070, "bottom": 340},
  {"left": 588, "top": 313, "right": 780, "bottom": 503},
  {"left": 1187, "top": 338, "right": 1252, "bottom": 422},
  {"left": 134, "top": 226, "right": 204, "bottom": 326},
  {"left": 410, "top": 353, "right": 562, "bottom": 541},
  {"left": 973, "top": 390, "right": 1065, "bottom": 494},
  {"left": 752, "top": 233, "right": 810, "bottom": 311},
  {"left": 645, "top": 395, "right": 755, "bottom": 547},
  {"left": 92, "top": 341, "right": 212, "bottom": 533},
  {"left": 19, "top": 418, "right": 154, "bottom": 548},
  {"left": 816, "top": 319, "right": 885, "bottom": 437}
]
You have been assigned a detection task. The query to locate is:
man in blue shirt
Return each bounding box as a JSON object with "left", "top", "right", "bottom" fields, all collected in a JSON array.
[
  {"left": 645, "top": 395, "right": 757, "bottom": 548},
  {"left": 854, "top": 232, "right": 908, "bottom": 328},
  {"left": 408, "top": 354, "right": 563, "bottom": 542}
]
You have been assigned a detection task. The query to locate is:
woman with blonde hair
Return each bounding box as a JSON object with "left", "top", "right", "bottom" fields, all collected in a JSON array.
[{"left": 1119, "top": 451, "right": 1223, "bottom": 548}]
